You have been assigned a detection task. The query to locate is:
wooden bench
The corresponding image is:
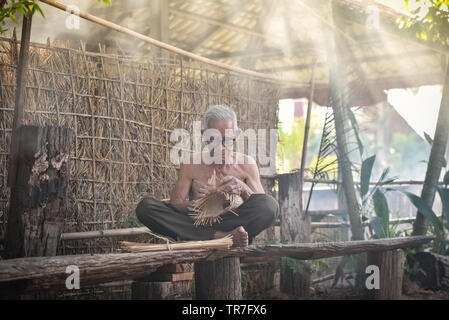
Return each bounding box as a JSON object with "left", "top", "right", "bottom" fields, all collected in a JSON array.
[{"left": 0, "top": 235, "right": 434, "bottom": 299}]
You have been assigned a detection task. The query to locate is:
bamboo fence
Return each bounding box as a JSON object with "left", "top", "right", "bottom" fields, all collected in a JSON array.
[{"left": 0, "top": 35, "right": 280, "bottom": 254}]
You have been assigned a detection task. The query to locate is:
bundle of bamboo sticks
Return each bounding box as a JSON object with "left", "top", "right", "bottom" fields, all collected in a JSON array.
[{"left": 120, "top": 235, "right": 233, "bottom": 253}]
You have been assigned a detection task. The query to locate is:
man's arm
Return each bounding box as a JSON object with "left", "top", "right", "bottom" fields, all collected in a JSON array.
[
  {"left": 169, "top": 163, "right": 194, "bottom": 209},
  {"left": 243, "top": 162, "right": 265, "bottom": 197}
]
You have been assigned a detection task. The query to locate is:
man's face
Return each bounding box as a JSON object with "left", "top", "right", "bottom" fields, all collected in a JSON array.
[{"left": 207, "top": 118, "right": 236, "bottom": 162}]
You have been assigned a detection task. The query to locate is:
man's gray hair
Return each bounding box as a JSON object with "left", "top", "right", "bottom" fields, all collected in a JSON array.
[{"left": 203, "top": 105, "right": 238, "bottom": 131}]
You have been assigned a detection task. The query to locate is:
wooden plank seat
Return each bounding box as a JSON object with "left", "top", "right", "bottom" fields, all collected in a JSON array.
[{"left": 0, "top": 235, "right": 434, "bottom": 300}]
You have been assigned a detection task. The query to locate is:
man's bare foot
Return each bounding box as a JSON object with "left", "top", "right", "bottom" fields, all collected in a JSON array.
[{"left": 214, "top": 226, "right": 248, "bottom": 248}]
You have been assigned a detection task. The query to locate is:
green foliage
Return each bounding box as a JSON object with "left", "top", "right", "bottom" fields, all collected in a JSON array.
[
  {"left": 391, "top": 186, "right": 449, "bottom": 254},
  {"left": 397, "top": 0, "right": 449, "bottom": 45},
  {"left": 332, "top": 255, "right": 358, "bottom": 288},
  {"left": 120, "top": 217, "right": 142, "bottom": 228},
  {"left": 277, "top": 114, "right": 321, "bottom": 174},
  {"left": 424, "top": 131, "right": 434, "bottom": 146},
  {"left": 360, "top": 155, "right": 376, "bottom": 203},
  {"left": 241, "top": 270, "right": 247, "bottom": 284},
  {"left": 439, "top": 186, "right": 449, "bottom": 230},
  {"left": 0, "top": 0, "right": 44, "bottom": 33},
  {"left": 423, "top": 131, "right": 448, "bottom": 168},
  {"left": 347, "top": 107, "right": 364, "bottom": 159},
  {"left": 403, "top": 248, "right": 427, "bottom": 277},
  {"left": 372, "top": 132, "right": 431, "bottom": 180},
  {"left": 444, "top": 170, "right": 449, "bottom": 185},
  {"left": 279, "top": 235, "right": 288, "bottom": 244},
  {"left": 387, "top": 130, "right": 449, "bottom": 253},
  {"left": 0, "top": 0, "right": 111, "bottom": 34},
  {"left": 371, "top": 189, "right": 390, "bottom": 238},
  {"left": 310, "top": 259, "right": 332, "bottom": 277},
  {"left": 357, "top": 154, "right": 399, "bottom": 239},
  {"left": 285, "top": 257, "right": 311, "bottom": 275}
]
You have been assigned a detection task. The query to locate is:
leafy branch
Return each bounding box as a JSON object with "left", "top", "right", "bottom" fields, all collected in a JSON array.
[
  {"left": 0, "top": 0, "right": 111, "bottom": 34},
  {"left": 397, "top": 0, "right": 449, "bottom": 45}
]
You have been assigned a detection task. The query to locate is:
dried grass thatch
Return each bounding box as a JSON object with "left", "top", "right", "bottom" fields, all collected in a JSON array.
[{"left": 0, "top": 34, "right": 280, "bottom": 254}]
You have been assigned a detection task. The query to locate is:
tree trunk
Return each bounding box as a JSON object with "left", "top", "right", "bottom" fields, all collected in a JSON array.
[
  {"left": 278, "top": 172, "right": 311, "bottom": 298},
  {"left": 194, "top": 257, "right": 242, "bottom": 300},
  {"left": 327, "top": 3, "right": 364, "bottom": 242},
  {"left": 3, "top": 126, "right": 72, "bottom": 299},
  {"left": 327, "top": 1, "right": 366, "bottom": 289},
  {"left": 367, "top": 249, "right": 405, "bottom": 300},
  {"left": 5, "top": 126, "right": 73, "bottom": 259},
  {"left": 413, "top": 59, "right": 449, "bottom": 237}
]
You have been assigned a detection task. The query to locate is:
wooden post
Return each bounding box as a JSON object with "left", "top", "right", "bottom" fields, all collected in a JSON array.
[
  {"left": 327, "top": 2, "right": 366, "bottom": 289},
  {"left": 5, "top": 126, "right": 73, "bottom": 259},
  {"left": 367, "top": 249, "right": 405, "bottom": 300},
  {"left": 132, "top": 263, "right": 193, "bottom": 300},
  {"left": 150, "top": 0, "right": 169, "bottom": 57},
  {"left": 278, "top": 171, "right": 311, "bottom": 298},
  {"left": 194, "top": 257, "right": 242, "bottom": 300}
]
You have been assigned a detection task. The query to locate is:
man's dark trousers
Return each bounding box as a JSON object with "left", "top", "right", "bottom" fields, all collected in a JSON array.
[{"left": 136, "top": 193, "right": 278, "bottom": 243}]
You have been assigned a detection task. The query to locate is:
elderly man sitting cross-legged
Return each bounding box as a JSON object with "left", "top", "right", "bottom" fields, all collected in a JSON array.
[{"left": 136, "top": 105, "right": 279, "bottom": 247}]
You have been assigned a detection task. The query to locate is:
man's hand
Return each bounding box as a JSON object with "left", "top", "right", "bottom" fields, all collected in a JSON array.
[
  {"left": 192, "top": 179, "right": 217, "bottom": 199},
  {"left": 218, "top": 175, "right": 253, "bottom": 199},
  {"left": 186, "top": 200, "right": 196, "bottom": 212}
]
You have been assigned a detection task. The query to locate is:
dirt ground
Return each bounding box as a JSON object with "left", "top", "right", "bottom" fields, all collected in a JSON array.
[
  {"left": 309, "top": 286, "right": 449, "bottom": 300},
  {"left": 245, "top": 275, "right": 449, "bottom": 300},
  {"left": 248, "top": 286, "right": 449, "bottom": 300}
]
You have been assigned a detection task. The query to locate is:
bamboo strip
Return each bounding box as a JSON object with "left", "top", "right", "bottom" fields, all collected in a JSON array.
[{"left": 120, "top": 234, "right": 233, "bottom": 252}]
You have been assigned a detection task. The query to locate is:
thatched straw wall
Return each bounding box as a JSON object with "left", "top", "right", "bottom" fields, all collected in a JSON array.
[{"left": 0, "top": 36, "right": 280, "bottom": 245}]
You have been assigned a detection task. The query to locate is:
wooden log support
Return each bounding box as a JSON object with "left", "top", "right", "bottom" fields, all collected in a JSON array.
[
  {"left": 194, "top": 257, "right": 242, "bottom": 300},
  {"left": 367, "top": 249, "right": 405, "bottom": 300},
  {"left": 5, "top": 126, "right": 73, "bottom": 259},
  {"left": 132, "top": 263, "right": 193, "bottom": 300},
  {"left": 278, "top": 171, "right": 311, "bottom": 298},
  {"left": 0, "top": 236, "right": 434, "bottom": 295}
]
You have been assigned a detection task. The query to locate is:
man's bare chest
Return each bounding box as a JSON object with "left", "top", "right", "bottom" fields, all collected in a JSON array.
[
  {"left": 192, "top": 165, "right": 246, "bottom": 184},
  {"left": 187, "top": 164, "right": 249, "bottom": 200}
]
